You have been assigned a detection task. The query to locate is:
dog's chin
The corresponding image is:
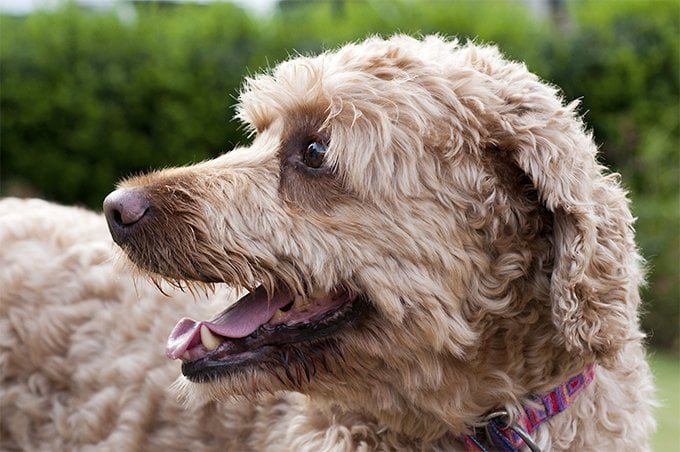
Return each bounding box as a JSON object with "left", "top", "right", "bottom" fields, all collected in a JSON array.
[{"left": 165, "top": 282, "right": 370, "bottom": 391}]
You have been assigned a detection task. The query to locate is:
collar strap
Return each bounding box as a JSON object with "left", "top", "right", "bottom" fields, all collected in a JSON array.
[{"left": 462, "top": 364, "right": 596, "bottom": 452}]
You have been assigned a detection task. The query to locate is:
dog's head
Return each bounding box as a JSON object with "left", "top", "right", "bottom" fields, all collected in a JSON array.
[{"left": 103, "top": 35, "right": 643, "bottom": 438}]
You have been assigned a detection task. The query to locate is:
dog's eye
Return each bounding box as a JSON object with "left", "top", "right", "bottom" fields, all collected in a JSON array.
[{"left": 302, "top": 141, "right": 327, "bottom": 169}]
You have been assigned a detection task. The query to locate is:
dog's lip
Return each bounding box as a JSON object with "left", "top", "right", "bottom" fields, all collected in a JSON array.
[{"left": 165, "top": 285, "right": 351, "bottom": 360}]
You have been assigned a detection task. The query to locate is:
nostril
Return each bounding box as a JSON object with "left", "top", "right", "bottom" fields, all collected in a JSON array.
[{"left": 112, "top": 207, "right": 125, "bottom": 226}]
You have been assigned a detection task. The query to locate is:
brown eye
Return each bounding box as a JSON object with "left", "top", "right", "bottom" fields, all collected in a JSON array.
[{"left": 303, "top": 141, "right": 327, "bottom": 169}]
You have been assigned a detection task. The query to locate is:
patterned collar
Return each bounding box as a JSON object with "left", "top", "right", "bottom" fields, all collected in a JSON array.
[{"left": 462, "top": 364, "right": 596, "bottom": 452}]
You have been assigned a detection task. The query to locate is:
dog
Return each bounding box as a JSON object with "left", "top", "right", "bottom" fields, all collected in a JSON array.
[{"left": 0, "top": 35, "right": 655, "bottom": 451}]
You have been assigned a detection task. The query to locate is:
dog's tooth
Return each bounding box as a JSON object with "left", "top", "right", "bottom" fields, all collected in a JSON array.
[
  {"left": 294, "top": 295, "right": 307, "bottom": 308},
  {"left": 271, "top": 309, "right": 285, "bottom": 322},
  {"left": 200, "top": 325, "right": 221, "bottom": 351}
]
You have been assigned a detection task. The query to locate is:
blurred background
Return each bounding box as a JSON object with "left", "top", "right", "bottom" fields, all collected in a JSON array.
[{"left": 0, "top": 0, "right": 678, "bottom": 447}]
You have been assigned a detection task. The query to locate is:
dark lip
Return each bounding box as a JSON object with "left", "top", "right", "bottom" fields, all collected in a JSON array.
[{"left": 181, "top": 295, "right": 369, "bottom": 383}]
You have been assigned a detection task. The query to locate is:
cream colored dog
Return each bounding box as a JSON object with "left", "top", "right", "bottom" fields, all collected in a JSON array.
[{"left": 0, "top": 35, "right": 655, "bottom": 451}]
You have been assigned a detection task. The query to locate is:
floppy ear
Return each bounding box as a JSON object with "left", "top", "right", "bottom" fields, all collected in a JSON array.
[{"left": 488, "top": 93, "right": 644, "bottom": 359}]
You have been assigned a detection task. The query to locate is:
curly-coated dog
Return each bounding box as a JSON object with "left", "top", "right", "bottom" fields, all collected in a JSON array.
[{"left": 0, "top": 35, "right": 655, "bottom": 451}]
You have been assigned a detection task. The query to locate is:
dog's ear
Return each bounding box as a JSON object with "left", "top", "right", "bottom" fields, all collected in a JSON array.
[{"left": 488, "top": 96, "right": 643, "bottom": 359}]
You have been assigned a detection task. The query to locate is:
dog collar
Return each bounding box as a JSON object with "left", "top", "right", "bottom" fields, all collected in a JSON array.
[{"left": 461, "top": 364, "right": 596, "bottom": 452}]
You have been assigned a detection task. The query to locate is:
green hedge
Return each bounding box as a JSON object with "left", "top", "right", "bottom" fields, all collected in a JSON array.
[
  {"left": 1, "top": 2, "right": 255, "bottom": 206},
  {"left": 1, "top": 0, "right": 677, "bottom": 349}
]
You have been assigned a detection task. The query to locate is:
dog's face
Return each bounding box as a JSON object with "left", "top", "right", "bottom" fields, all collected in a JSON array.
[{"left": 104, "top": 36, "right": 640, "bottom": 437}]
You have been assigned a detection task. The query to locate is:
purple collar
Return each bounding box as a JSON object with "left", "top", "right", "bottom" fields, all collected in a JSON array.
[{"left": 462, "top": 364, "right": 596, "bottom": 452}]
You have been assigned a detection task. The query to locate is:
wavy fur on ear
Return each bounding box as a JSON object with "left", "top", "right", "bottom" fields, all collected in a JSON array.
[
  {"left": 405, "top": 39, "right": 647, "bottom": 358},
  {"left": 466, "top": 49, "right": 646, "bottom": 358}
]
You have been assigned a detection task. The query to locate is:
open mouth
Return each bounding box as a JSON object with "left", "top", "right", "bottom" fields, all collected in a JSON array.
[{"left": 166, "top": 285, "right": 367, "bottom": 382}]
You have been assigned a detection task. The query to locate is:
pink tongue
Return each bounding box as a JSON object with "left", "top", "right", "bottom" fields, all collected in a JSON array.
[{"left": 166, "top": 286, "right": 292, "bottom": 360}]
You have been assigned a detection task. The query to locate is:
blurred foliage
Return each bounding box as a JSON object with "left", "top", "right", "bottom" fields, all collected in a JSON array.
[
  {"left": 1, "top": 2, "right": 255, "bottom": 206},
  {"left": 1, "top": 0, "right": 678, "bottom": 348}
]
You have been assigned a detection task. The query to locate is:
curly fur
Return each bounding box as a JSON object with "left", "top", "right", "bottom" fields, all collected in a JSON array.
[{"left": 0, "top": 35, "right": 655, "bottom": 451}]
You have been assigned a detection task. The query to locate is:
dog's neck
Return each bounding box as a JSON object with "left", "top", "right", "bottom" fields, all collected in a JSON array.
[
  {"left": 307, "top": 358, "right": 594, "bottom": 446},
  {"left": 305, "top": 324, "right": 593, "bottom": 443}
]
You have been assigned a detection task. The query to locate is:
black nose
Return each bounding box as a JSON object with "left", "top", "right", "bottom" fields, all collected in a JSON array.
[{"left": 103, "top": 188, "right": 150, "bottom": 243}]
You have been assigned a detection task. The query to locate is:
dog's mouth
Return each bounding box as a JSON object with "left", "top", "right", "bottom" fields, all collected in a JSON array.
[{"left": 166, "top": 285, "right": 367, "bottom": 382}]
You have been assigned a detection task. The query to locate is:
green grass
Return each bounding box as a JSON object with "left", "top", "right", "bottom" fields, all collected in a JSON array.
[{"left": 651, "top": 351, "right": 680, "bottom": 451}]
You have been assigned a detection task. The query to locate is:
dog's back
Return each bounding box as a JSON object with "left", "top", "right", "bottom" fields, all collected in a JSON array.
[{"left": 0, "top": 199, "right": 208, "bottom": 449}]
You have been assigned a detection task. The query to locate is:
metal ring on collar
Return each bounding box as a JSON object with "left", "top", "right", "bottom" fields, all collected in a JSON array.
[{"left": 483, "top": 410, "right": 541, "bottom": 452}]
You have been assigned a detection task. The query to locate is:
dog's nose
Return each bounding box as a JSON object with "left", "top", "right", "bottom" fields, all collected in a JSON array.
[{"left": 103, "top": 188, "right": 150, "bottom": 241}]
